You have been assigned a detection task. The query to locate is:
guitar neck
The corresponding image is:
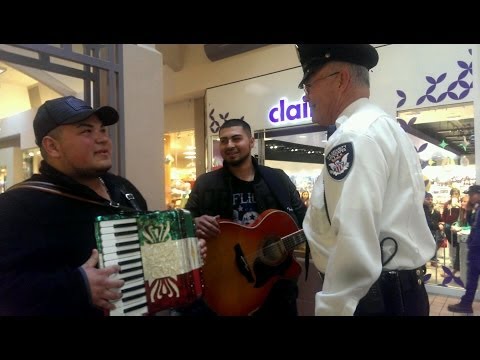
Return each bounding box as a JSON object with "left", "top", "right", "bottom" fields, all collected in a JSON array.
[{"left": 281, "top": 229, "right": 307, "bottom": 252}]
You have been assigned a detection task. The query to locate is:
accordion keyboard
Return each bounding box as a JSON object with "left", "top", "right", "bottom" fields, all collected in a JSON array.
[{"left": 98, "top": 217, "right": 148, "bottom": 316}]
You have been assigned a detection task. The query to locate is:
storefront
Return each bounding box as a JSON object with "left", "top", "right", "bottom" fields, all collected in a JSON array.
[
  {"left": 205, "top": 44, "right": 480, "bottom": 297},
  {"left": 164, "top": 129, "right": 197, "bottom": 209}
]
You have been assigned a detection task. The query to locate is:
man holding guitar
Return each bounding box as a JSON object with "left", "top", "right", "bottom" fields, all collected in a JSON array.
[{"left": 174, "top": 118, "right": 307, "bottom": 316}]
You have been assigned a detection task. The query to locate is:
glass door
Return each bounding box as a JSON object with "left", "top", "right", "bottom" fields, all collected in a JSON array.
[{"left": 398, "top": 102, "right": 475, "bottom": 290}]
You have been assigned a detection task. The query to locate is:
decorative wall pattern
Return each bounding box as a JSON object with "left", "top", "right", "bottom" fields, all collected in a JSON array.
[
  {"left": 396, "top": 49, "right": 473, "bottom": 109},
  {"left": 208, "top": 109, "right": 244, "bottom": 133}
]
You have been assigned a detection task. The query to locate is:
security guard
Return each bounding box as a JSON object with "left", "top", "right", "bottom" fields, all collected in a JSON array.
[{"left": 297, "top": 44, "right": 436, "bottom": 316}]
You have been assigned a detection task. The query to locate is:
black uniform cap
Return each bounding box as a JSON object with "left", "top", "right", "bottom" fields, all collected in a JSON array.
[
  {"left": 296, "top": 44, "right": 379, "bottom": 88},
  {"left": 464, "top": 185, "right": 480, "bottom": 195}
]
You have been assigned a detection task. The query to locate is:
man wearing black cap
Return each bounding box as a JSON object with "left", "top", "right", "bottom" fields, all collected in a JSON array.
[
  {"left": 296, "top": 45, "right": 436, "bottom": 316},
  {"left": 448, "top": 185, "right": 480, "bottom": 314},
  {"left": 0, "top": 96, "right": 150, "bottom": 315}
]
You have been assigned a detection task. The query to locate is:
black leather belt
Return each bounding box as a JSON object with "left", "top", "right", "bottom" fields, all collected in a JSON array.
[{"left": 380, "top": 267, "right": 424, "bottom": 292}]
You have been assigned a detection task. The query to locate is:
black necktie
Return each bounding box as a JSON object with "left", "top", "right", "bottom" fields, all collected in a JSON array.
[{"left": 327, "top": 124, "right": 337, "bottom": 140}]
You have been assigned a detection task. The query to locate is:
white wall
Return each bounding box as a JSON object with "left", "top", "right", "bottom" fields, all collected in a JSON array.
[
  {"left": 371, "top": 44, "right": 475, "bottom": 117},
  {"left": 123, "top": 44, "right": 165, "bottom": 210},
  {"left": 37, "top": 84, "right": 61, "bottom": 105},
  {"left": 163, "top": 45, "right": 299, "bottom": 104},
  {"left": 164, "top": 100, "right": 195, "bottom": 133},
  {"left": 0, "top": 83, "right": 30, "bottom": 119},
  {"left": 0, "top": 147, "right": 23, "bottom": 189},
  {"left": 0, "top": 108, "right": 37, "bottom": 149}
]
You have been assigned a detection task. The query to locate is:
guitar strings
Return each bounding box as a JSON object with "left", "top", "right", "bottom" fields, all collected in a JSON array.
[{"left": 243, "top": 230, "right": 306, "bottom": 262}]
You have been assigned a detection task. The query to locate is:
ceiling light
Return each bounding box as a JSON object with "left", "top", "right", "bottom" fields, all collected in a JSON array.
[{"left": 0, "top": 66, "right": 6, "bottom": 75}]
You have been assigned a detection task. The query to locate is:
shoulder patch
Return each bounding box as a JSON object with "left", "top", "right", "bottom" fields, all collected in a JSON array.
[{"left": 325, "top": 142, "right": 354, "bottom": 181}]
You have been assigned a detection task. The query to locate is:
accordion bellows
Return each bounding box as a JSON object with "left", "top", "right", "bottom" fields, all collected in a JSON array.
[{"left": 95, "top": 209, "right": 204, "bottom": 316}]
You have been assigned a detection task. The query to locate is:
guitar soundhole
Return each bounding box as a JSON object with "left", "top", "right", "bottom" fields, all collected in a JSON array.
[{"left": 261, "top": 236, "right": 287, "bottom": 266}]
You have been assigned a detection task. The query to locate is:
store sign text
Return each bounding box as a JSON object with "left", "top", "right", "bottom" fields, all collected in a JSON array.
[{"left": 268, "top": 97, "right": 311, "bottom": 124}]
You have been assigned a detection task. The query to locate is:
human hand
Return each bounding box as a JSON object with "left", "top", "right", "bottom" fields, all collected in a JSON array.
[
  {"left": 82, "top": 249, "right": 124, "bottom": 311},
  {"left": 195, "top": 215, "right": 220, "bottom": 239}
]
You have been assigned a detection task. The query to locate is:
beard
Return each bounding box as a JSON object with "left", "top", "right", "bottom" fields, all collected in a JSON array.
[{"left": 225, "top": 152, "right": 250, "bottom": 167}]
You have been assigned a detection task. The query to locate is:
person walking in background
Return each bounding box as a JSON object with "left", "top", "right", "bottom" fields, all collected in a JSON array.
[
  {"left": 450, "top": 194, "right": 471, "bottom": 276},
  {"left": 448, "top": 185, "right": 480, "bottom": 314},
  {"left": 175, "top": 118, "right": 307, "bottom": 316},
  {"left": 301, "top": 190, "right": 310, "bottom": 207},
  {"left": 296, "top": 44, "right": 436, "bottom": 316},
  {"left": 0, "top": 96, "right": 206, "bottom": 316},
  {"left": 423, "top": 192, "right": 444, "bottom": 267},
  {"left": 440, "top": 188, "right": 461, "bottom": 268}
]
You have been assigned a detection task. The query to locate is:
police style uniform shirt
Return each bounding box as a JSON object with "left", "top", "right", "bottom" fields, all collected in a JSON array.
[{"left": 303, "top": 98, "right": 436, "bottom": 316}]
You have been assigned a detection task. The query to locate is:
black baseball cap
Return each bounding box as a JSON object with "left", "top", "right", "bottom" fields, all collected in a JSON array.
[
  {"left": 464, "top": 185, "right": 480, "bottom": 195},
  {"left": 33, "top": 96, "right": 119, "bottom": 145},
  {"left": 296, "top": 44, "right": 379, "bottom": 88}
]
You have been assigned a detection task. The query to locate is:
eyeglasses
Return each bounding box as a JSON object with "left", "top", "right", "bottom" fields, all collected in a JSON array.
[{"left": 303, "top": 71, "right": 339, "bottom": 95}]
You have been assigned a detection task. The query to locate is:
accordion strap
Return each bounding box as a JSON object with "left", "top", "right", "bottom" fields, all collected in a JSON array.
[{"left": 8, "top": 180, "right": 135, "bottom": 211}]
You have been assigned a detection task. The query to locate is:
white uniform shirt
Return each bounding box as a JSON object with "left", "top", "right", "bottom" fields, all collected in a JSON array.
[{"left": 303, "top": 98, "right": 436, "bottom": 316}]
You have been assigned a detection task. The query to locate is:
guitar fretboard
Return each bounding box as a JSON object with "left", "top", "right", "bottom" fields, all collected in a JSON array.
[{"left": 281, "top": 230, "right": 307, "bottom": 251}]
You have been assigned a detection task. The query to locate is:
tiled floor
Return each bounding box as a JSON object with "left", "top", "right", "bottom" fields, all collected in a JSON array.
[{"left": 429, "top": 293, "right": 480, "bottom": 316}]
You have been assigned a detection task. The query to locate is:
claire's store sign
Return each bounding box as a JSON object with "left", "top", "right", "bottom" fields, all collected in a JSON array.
[{"left": 268, "top": 96, "right": 311, "bottom": 125}]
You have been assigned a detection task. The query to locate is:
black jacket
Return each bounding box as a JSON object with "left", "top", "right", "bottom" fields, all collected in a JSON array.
[
  {"left": 186, "top": 157, "right": 306, "bottom": 227},
  {"left": 0, "top": 161, "right": 147, "bottom": 316},
  {"left": 183, "top": 157, "right": 306, "bottom": 316}
]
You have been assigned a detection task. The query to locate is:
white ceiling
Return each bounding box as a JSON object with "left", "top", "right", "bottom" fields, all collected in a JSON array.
[{"left": 0, "top": 61, "right": 37, "bottom": 87}]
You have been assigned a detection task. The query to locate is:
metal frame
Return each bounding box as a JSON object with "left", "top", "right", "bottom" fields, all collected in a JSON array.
[{"left": 0, "top": 44, "right": 125, "bottom": 176}]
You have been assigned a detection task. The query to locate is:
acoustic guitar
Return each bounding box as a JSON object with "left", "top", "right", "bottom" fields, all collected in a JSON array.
[{"left": 202, "top": 209, "right": 307, "bottom": 316}]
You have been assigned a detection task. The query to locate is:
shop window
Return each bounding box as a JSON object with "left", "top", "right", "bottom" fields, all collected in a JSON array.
[
  {"left": 398, "top": 102, "right": 475, "bottom": 290},
  {"left": 22, "top": 147, "right": 42, "bottom": 179},
  {"left": 0, "top": 166, "right": 6, "bottom": 193},
  {"left": 164, "top": 130, "right": 196, "bottom": 210}
]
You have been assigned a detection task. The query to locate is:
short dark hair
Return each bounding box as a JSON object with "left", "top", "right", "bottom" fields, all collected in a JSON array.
[
  {"left": 450, "top": 188, "right": 460, "bottom": 196},
  {"left": 464, "top": 185, "right": 480, "bottom": 195},
  {"left": 219, "top": 118, "right": 252, "bottom": 137}
]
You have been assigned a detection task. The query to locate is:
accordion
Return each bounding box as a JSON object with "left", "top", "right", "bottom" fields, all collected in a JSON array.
[{"left": 94, "top": 209, "right": 204, "bottom": 316}]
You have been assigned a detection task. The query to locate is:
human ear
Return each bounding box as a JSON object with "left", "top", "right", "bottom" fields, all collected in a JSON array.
[{"left": 42, "top": 136, "right": 61, "bottom": 158}]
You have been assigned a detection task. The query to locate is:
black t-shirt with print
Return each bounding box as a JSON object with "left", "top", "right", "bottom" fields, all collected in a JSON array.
[{"left": 231, "top": 176, "right": 259, "bottom": 225}]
